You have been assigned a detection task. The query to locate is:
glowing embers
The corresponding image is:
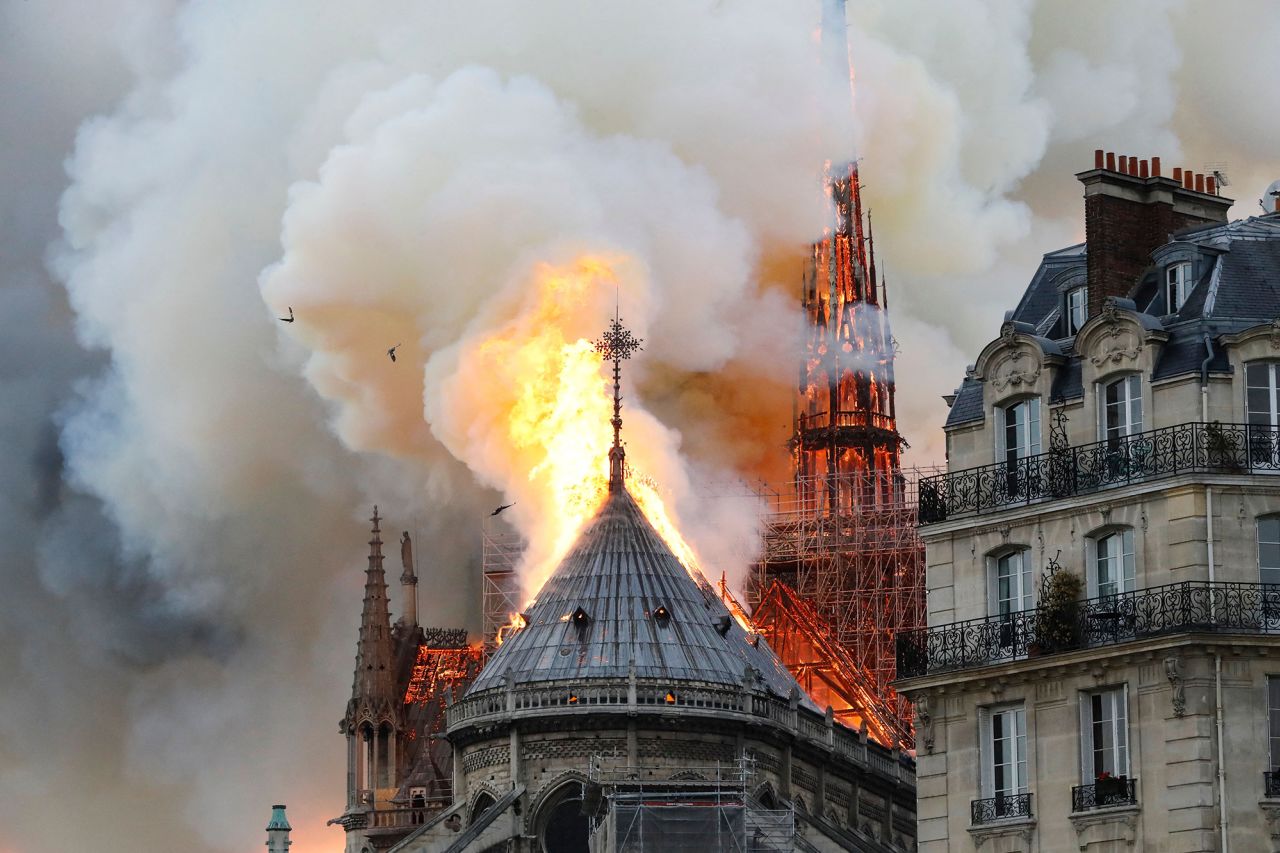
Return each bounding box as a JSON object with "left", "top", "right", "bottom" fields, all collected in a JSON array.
[
  {"left": 651, "top": 605, "right": 670, "bottom": 628},
  {"left": 402, "top": 644, "right": 485, "bottom": 706},
  {"left": 664, "top": 691, "right": 677, "bottom": 705}
]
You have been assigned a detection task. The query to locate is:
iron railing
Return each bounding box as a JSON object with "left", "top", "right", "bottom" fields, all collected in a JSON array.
[
  {"left": 896, "top": 581, "right": 1280, "bottom": 679},
  {"left": 1072, "top": 778, "right": 1137, "bottom": 811},
  {"left": 970, "top": 793, "right": 1033, "bottom": 825},
  {"left": 919, "top": 422, "right": 1280, "bottom": 523},
  {"left": 1266, "top": 771, "right": 1280, "bottom": 799}
]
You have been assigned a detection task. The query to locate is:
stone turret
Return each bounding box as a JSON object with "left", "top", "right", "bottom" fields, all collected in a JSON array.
[
  {"left": 265, "top": 804, "right": 291, "bottom": 853},
  {"left": 398, "top": 531, "right": 418, "bottom": 629}
]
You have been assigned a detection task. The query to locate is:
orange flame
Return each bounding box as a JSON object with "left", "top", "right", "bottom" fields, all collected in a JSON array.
[{"left": 462, "top": 255, "right": 712, "bottom": 610}]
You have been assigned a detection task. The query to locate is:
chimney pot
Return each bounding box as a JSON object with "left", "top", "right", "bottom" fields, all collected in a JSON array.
[
  {"left": 1139, "top": 159, "right": 1149, "bottom": 179},
  {"left": 1195, "top": 173, "right": 1205, "bottom": 193},
  {"left": 1173, "top": 167, "right": 1182, "bottom": 182},
  {"left": 1151, "top": 157, "right": 1161, "bottom": 177},
  {"left": 1106, "top": 152, "right": 1116, "bottom": 172},
  {"left": 1206, "top": 175, "right": 1216, "bottom": 195},
  {"left": 1274, "top": 195, "right": 1279, "bottom": 213},
  {"left": 1095, "top": 149, "right": 1105, "bottom": 169},
  {"left": 1184, "top": 169, "right": 1194, "bottom": 189}
]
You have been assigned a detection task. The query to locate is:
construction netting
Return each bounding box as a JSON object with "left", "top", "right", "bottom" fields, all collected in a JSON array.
[{"left": 610, "top": 794, "right": 793, "bottom": 852}]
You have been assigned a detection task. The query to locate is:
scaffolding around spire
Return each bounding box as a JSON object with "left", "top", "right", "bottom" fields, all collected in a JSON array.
[{"left": 593, "top": 314, "right": 642, "bottom": 492}]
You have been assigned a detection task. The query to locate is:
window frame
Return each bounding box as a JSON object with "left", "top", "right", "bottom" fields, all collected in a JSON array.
[
  {"left": 1166, "top": 261, "right": 1192, "bottom": 313},
  {"left": 1270, "top": 676, "right": 1280, "bottom": 772},
  {"left": 996, "top": 397, "right": 1042, "bottom": 464},
  {"left": 1247, "top": 361, "right": 1280, "bottom": 429},
  {"left": 1099, "top": 374, "right": 1144, "bottom": 442},
  {"left": 1066, "top": 285, "right": 1088, "bottom": 336},
  {"left": 989, "top": 548, "right": 1035, "bottom": 617},
  {"left": 980, "top": 703, "right": 1029, "bottom": 800},
  {"left": 1089, "top": 527, "right": 1136, "bottom": 598},
  {"left": 1078, "top": 686, "right": 1130, "bottom": 783},
  {"left": 1259, "top": 516, "right": 1280, "bottom": 587}
]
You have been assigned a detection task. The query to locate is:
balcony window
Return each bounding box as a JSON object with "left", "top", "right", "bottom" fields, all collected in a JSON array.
[
  {"left": 980, "top": 704, "right": 1028, "bottom": 816},
  {"left": 991, "top": 550, "right": 1034, "bottom": 618},
  {"left": 1270, "top": 677, "right": 1280, "bottom": 783},
  {"left": 1260, "top": 518, "right": 1280, "bottom": 587},
  {"left": 1081, "top": 687, "right": 1129, "bottom": 781},
  {"left": 1091, "top": 529, "right": 1136, "bottom": 599},
  {"left": 997, "top": 398, "right": 1040, "bottom": 494},
  {"left": 1066, "top": 286, "right": 1088, "bottom": 335},
  {"left": 1100, "top": 375, "right": 1143, "bottom": 443},
  {"left": 1166, "top": 261, "right": 1192, "bottom": 313}
]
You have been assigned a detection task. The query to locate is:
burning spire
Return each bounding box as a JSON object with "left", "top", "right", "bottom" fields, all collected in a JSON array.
[{"left": 593, "top": 314, "right": 642, "bottom": 492}]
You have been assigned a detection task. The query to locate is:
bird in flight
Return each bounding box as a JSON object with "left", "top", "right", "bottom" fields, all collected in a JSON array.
[
  {"left": 490, "top": 502, "right": 516, "bottom": 516},
  {"left": 279, "top": 306, "right": 294, "bottom": 323},
  {"left": 388, "top": 343, "right": 401, "bottom": 362}
]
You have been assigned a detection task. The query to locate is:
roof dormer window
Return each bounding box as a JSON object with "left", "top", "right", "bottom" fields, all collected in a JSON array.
[
  {"left": 1066, "top": 285, "right": 1088, "bottom": 335},
  {"left": 1166, "top": 261, "right": 1192, "bottom": 313}
]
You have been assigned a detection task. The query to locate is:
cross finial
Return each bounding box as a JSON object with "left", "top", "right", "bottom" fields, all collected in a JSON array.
[{"left": 594, "top": 313, "right": 643, "bottom": 492}]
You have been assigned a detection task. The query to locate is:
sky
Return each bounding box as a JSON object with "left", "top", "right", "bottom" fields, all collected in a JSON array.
[{"left": 2, "top": 1, "right": 1279, "bottom": 850}]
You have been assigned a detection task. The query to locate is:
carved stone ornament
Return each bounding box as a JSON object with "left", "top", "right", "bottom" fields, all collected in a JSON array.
[
  {"left": 1262, "top": 803, "right": 1280, "bottom": 851},
  {"left": 1089, "top": 322, "right": 1143, "bottom": 367},
  {"left": 1165, "top": 656, "right": 1186, "bottom": 717},
  {"left": 916, "top": 696, "right": 935, "bottom": 754},
  {"left": 1101, "top": 298, "right": 1121, "bottom": 324},
  {"left": 1270, "top": 318, "right": 1280, "bottom": 351},
  {"left": 990, "top": 347, "right": 1042, "bottom": 393},
  {"left": 968, "top": 820, "right": 1035, "bottom": 851},
  {"left": 1000, "top": 321, "right": 1018, "bottom": 345},
  {"left": 1069, "top": 807, "right": 1138, "bottom": 850}
]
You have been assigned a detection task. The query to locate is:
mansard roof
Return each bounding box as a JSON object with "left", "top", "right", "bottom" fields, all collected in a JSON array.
[
  {"left": 944, "top": 212, "right": 1280, "bottom": 428},
  {"left": 467, "top": 486, "right": 810, "bottom": 705}
]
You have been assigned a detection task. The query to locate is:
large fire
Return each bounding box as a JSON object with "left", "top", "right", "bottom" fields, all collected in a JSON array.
[{"left": 465, "top": 255, "right": 710, "bottom": 615}]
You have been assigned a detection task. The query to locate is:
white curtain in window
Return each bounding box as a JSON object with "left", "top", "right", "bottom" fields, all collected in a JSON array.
[
  {"left": 1101, "top": 375, "right": 1143, "bottom": 441},
  {"left": 992, "top": 550, "right": 1034, "bottom": 616}
]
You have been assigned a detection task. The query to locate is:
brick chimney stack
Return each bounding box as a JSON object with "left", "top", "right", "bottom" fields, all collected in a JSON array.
[{"left": 1079, "top": 149, "right": 1233, "bottom": 320}]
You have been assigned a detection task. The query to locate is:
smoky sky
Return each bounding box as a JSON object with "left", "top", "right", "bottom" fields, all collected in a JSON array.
[{"left": 2, "top": 1, "right": 1279, "bottom": 851}]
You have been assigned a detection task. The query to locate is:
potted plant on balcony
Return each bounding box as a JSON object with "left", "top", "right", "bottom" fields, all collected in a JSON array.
[
  {"left": 1204, "top": 420, "right": 1245, "bottom": 472},
  {"left": 1094, "top": 770, "right": 1127, "bottom": 806},
  {"left": 1033, "top": 559, "right": 1082, "bottom": 654}
]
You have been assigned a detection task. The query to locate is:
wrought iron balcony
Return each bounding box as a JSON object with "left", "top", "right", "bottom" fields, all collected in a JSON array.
[
  {"left": 1266, "top": 771, "right": 1280, "bottom": 799},
  {"left": 919, "top": 421, "right": 1280, "bottom": 524},
  {"left": 1072, "top": 777, "right": 1137, "bottom": 811},
  {"left": 971, "top": 793, "right": 1033, "bottom": 825},
  {"left": 896, "top": 581, "right": 1280, "bottom": 679}
]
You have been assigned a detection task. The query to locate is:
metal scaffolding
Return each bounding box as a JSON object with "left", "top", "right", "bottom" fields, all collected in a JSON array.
[
  {"left": 749, "top": 467, "right": 939, "bottom": 743},
  {"left": 480, "top": 518, "right": 522, "bottom": 652}
]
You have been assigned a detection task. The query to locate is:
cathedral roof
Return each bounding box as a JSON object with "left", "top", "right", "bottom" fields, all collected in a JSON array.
[{"left": 467, "top": 486, "right": 812, "bottom": 705}]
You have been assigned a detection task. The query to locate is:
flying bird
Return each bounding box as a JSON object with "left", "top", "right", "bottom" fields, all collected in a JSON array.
[
  {"left": 490, "top": 502, "right": 516, "bottom": 516},
  {"left": 278, "top": 306, "right": 294, "bottom": 323},
  {"left": 387, "top": 343, "right": 401, "bottom": 362}
]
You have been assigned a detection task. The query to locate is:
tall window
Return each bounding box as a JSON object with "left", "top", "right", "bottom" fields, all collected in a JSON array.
[
  {"left": 998, "top": 398, "right": 1040, "bottom": 495},
  {"left": 1260, "top": 518, "right": 1280, "bottom": 586},
  {"left": 1270, "top": 677, "right": 1280, "bottom": 771},
  {"left": 1093, "top": 529, "right": 1136, "bottom": 598},
  {"left": 1067, "top": 286, "right": 1088, "bottom": 335},
  {"left": 1166, "top": 261, "right": 1192, "bottom": 312},
  {"left": 999, "top": 398, "right": 1041, "bottom": 463},
  {"left": 1101, "top": 375, "right": 1143, "bottom": 442},
  {"left": 981, "top": 705, "right": 1028, "bottom": 807},
  {"left": 1080, "top": 688, "right": 1129, "bottom": 780},
  {"left": 992, "top": 550, "right": 1035, "bottom": 617}
]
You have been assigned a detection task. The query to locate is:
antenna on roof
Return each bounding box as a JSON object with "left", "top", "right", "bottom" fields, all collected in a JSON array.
[
  {"left": 593, "top": 311, "right": 643, "bottom": 492},
  {"left": 1206, "top": 162, "right": 1230, "bottom": 188}
]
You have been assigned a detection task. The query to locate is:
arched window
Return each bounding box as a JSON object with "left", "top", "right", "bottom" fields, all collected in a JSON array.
[
  {"left": 1089, "top": 528, "right": 1135, "bottom": 598},
  {"left": 989, "top": 549, "right": 1034, "bottom": 617},
  {"left": 1100, "top": 374, "right": 1143, "bottom": 442}
]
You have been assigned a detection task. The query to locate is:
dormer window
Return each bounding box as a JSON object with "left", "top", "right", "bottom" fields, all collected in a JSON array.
[
  {"left": 1066, "top": 286, "right": 1088, "bottom": 335},
  {"left": 1166, "top": 261, "right": 1192, "bottom": 313}
]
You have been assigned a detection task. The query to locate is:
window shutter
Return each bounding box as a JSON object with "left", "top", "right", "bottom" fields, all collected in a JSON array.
[
  {"left": 1028, "top": 399, "right": 1041, "bottom": 456},
  {"left": 1021, "top": 551, "right": 1034, "bottom": 611},
  {"left": 1014, "top": 708, "right": 1028, "bottom": 793},
  {"left": 1122, "top": 530, "right": 1136, "bottom": 592},
  {"left": 1116, "top": 685, "right": 1130, "bottom": 776}
]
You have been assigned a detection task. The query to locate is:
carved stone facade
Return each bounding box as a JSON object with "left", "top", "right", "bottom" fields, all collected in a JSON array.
[{"left": 901, "top": 155, "right": 1280, "bottom": 852}]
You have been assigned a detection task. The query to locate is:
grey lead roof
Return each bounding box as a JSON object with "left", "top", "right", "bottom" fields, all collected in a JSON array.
[{"left": 467, "top": 486, "right": 812, "bottom": 705}]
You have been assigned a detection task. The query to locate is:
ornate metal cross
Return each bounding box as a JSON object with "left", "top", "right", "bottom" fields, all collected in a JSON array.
[{"left": 594, "top": 315, "right": 642, "bottom": 490}]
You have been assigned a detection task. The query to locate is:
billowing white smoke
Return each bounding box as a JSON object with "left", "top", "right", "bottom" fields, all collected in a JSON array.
[{"left": 3, "top": 1, "right": 1279, "bottom": 851}]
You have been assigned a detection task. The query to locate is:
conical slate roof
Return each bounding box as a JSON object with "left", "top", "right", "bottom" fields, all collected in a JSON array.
[{"left": 468, "top": 486, "right": 811, "bottom": 704}]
